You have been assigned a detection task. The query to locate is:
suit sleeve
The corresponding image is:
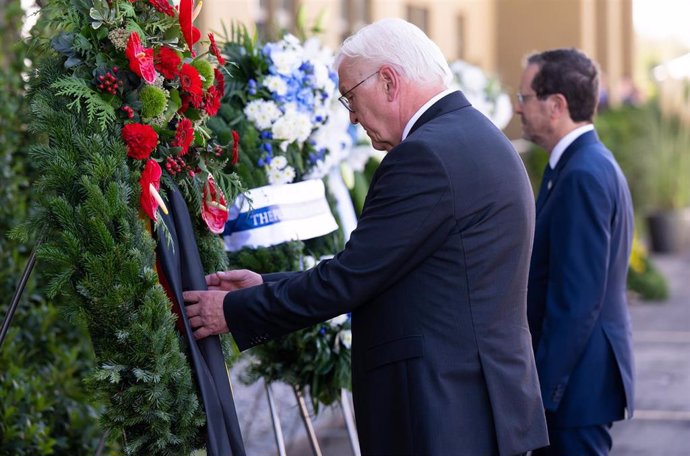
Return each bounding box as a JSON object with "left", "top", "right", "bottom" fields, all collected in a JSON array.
[
  {"left": 224, "top": 141, "right": 455, "bottom": 350},
  {"left": 537, "top": 168, "right": 612, "bottom": 410}
]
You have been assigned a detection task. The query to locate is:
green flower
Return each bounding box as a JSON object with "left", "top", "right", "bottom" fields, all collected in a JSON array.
[
  {"left": 139, "top": 85, "right": 168, "bottom": 119},
  {"left": 192, "top": 59, "right": 214, "bottom": 89}
]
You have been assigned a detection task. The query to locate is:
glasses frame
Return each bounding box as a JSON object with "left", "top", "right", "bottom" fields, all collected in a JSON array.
[
  {"left": 516, "top": 93, "right": 537, "bottom": 105},
  {"left": 338, "top": 70, "right": 380, "bottom": 112}
]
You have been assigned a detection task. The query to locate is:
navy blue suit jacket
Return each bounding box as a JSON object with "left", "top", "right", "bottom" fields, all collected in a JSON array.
[
  {"left": 527, "top": 129, "right": 635, "bottom": 428},
  {"left": 225, "top": 92, "right": 549, "bottom": 455}
]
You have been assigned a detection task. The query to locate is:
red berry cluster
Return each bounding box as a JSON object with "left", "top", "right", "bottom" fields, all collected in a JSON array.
[
  {"left": 121, "top": 105, "right": 134, "bottom": 119},
  {"left": 165, "top": 156, "right": 188, "bottom": 175},
  {"left": 96, "top": 67, "right": 120, "bottom": 95},
  {"left": 213, "top": 145, "right": 224, "bottom": 158}
]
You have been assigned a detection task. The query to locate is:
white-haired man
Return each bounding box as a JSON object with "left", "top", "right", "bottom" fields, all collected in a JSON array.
[{"left": 185, "top": 18, "right": 548, "bottom": 455}]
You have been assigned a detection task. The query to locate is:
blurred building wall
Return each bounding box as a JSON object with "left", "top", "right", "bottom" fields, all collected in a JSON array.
[{"left": 198, "top": 0, "right": 633, "bottom": 139}]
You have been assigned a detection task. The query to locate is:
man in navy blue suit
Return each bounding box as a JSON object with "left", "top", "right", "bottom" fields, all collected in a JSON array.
[
  {"left": 184, "top": 18, "right": 549, "bottom": 455},
  {"left": 516, "top": 49, "right": 635, "bottom": 456}
]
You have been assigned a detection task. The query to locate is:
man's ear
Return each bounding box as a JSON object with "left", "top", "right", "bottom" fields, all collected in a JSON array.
[
  {"left": 379, "top": 65, "right": 399, "bottom": 101},
  {"left": 550, "top": 93, "right": 569, "bottom": 119}
]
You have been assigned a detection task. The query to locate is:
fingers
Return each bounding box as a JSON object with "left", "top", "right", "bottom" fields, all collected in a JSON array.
[
  {"left": 182, "top": 290, "right": 229, "bottom": 340},
  {"left": 205, "top": 273, "right": 221, "bottom": 288},
  {"left": 192, "top": 326, "right": 212, "bottom": 340},
  {"left": 182, "top": 291, "right": 200, "bottom": 306}
]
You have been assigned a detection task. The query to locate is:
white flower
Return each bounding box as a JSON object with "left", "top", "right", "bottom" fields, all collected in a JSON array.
[
  {"left": 262, "top": 75, "right": 288, "bottom": 96},
  {"left": 272, "top": 111, "right": 312, "bottom": 144},
  {"left": 265, "top": 157, "right": 295, "bottom": 185},
  {"left": 266, "top": 36, "right": 303, "bottom": 75},
  {"left": 281, "top": 166, "right": 296, "bottom": 183},
  {"left": 271, "top": 155, "right": 288, "bottom": 169},
  {"left": 328, "top": 314, "right": 348, "bottom": 327},
  {"left": 338, "top": 329, "right": 352, "bottom": 350},
  {"left": 244, "top": 99, "right": 281, "bottom": 130}
]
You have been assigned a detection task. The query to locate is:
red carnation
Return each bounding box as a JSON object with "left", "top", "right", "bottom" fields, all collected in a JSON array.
[
  {"left": 201, "top": 174, "right": 228, "bottom": 233},
  {"left": 140, "top": 159, "right": 163, "bottom": 220},
  {"left": 214, "top": 67, "right": 225, "bottom": 97},
  {"left": 122, "top": 123, "right": 158, "bottom": 160},
  {"left": 125, "top": 32, "right": 156, "bottom": 84},
  {"left": 154, "top": 47, "right": 181, "bottom": 80},
  {"left": 148, "top": 0, "right": 175, "bottom": 16},
  {"left": 204, "top": 85, "right": 221, "bottom": 116},
  {"left": 208, "top": 33, "right": 225, "bottom": 65},
  {"left": 173, "top": 118, "right": 195, "bottom": 155},
  {"left": 179, "top": 63, "right": 203, "bottom": 108},
  {"left": 231, "top": 130, "right": 240, "bottom": 165}
]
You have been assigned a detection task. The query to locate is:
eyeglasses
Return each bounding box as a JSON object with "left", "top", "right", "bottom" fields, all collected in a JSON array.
[
  {"left": 516, "top": 93, "right": 537, "bottom": 105},
  {"left": 338, "top": 71, "right": 379, "bottom": 112}
]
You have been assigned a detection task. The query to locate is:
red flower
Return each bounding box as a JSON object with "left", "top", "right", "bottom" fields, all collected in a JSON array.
[
  {"left": 204, "top": 85, "right": 221, "bottom": 116},
  {"left": 148, "top": 0, "right": 175, "bottom": 16},
  {"left": 125, "top": 32, "right": 156, "bottom": 84},
  {"left": 201, "top": 175, "right": 228, "bottom": 233},
  {"left": 214, "top": 67, "right": 225, "bottom": 96},
  {"left": 178, "top": 0, "right": 201, "bottom": 56},
  {"left": 122, "top": 123, "right": 158, "bottom": 160},
  {"left": 173, "top": 118, "right": 195, "bottom": 155},
  {"left": 154, "top": 47, "right": 181, "bottom": 80},
  {"left": 207, "top": 33, "right": 225, "bottom": 65},
  {"left": 231, "top": 130, "right": 240, "bottom": 165},
  {"left": 179, "top": 63, "right": 203, "bottom": 108},
  {"left": 140, "top": 159, "right": 163, "bottom": 220}
]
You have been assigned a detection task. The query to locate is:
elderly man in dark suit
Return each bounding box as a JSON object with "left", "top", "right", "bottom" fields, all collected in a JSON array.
[
  {"left": 516, "top": 48, "right": 635, "bottom": 456},
  {"left": 184, "top": 18, "right": 548, "bottom": 455}
]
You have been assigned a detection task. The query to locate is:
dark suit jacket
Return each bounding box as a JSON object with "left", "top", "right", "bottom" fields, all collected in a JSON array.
[
  {"left": 527, "top": 130, "right": 635, "bottom": 428},
  {"left": 225, "top": 91, "right": 549, "bottom": 455}
]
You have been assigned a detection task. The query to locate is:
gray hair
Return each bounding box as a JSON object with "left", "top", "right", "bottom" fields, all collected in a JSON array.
[{"left": 334, "top": 18, "right": 452, "bottom": 88}]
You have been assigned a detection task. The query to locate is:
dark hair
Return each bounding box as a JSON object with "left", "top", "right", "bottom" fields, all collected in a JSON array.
[{"left": 527, "top": 48, "right": 599, "bottom": 122}]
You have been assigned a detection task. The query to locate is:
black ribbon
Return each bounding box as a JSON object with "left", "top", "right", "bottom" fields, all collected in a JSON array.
[{"left": 155, "top": 183, "right": 246, "bottom": 456}]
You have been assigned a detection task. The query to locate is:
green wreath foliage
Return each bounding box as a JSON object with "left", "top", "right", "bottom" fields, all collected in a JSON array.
[
  {"left": 14, "top": 55, "right": 206, "bottom": 453},
  {"left": 8, "top": 0, "right": 247, "bottom": 451}
]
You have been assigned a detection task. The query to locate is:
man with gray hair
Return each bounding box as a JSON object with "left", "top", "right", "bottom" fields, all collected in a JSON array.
[{"left": 185, "top": 18, "right": 549, "bottom": 455}]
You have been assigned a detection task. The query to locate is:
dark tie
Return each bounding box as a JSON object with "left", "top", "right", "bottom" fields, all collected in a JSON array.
[{"left": 535, "top": 164, "right": 554, "bottom": 211}]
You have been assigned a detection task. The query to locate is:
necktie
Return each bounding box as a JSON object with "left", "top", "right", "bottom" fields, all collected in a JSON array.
[{"left": 535, "top": 164, "right": 554, "bottom": 211}]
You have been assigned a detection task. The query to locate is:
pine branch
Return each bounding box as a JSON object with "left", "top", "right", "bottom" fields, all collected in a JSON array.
[{"left": 51, "top": 77, "right": 116, "bottom": 130}]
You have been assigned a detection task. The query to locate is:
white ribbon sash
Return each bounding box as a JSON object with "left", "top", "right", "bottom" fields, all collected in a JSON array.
[{"left": 223, "top": 179, "right": 338, "bottom": 252}]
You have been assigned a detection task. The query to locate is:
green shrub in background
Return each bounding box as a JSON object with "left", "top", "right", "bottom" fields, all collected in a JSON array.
[
  {"left": 0, "top": 1, "right": 112, "bottom": 453},
  {"left": 627, "top": 236, "right": 669, "bottom": 301}
]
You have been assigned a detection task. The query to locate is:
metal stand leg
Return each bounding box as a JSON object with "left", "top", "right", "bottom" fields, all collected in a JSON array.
[
  {"left": 0, "top": 246, "right": 38, "bottom": 350},
  {"left": 265, "top": 381, "right": 287, "bottom": 456},
  {"left": 293, "top": 386, "right": 322, "bottom": 456},
  {"left": 340, "top": 389, "right": 361, "bottom": 456}
]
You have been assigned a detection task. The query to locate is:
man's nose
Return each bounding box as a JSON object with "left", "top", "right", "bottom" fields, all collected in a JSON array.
[{"left": 349, "top": 111, "right": 359, "bottom": 125}]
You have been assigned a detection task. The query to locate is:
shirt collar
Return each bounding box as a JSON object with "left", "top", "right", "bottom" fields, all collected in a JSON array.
[
  {"left": 549, "top": 124, "right": 594, "bottom": 169},
  {"left": 401, "top": 89, "right": 457, "bottom": 141}
]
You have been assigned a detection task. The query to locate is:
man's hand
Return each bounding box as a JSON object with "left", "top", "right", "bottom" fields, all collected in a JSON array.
[
  {"left": 205, "top": 269, "right": 263, "bottom": 291},
  {"left": 183, "top": 290, "right": 230, "bottom": 340}
]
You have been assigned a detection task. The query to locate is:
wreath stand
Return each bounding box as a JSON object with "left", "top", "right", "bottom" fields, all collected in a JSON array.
[{"left": 264, "top": 381, "right": 361, "bottom": 456}]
